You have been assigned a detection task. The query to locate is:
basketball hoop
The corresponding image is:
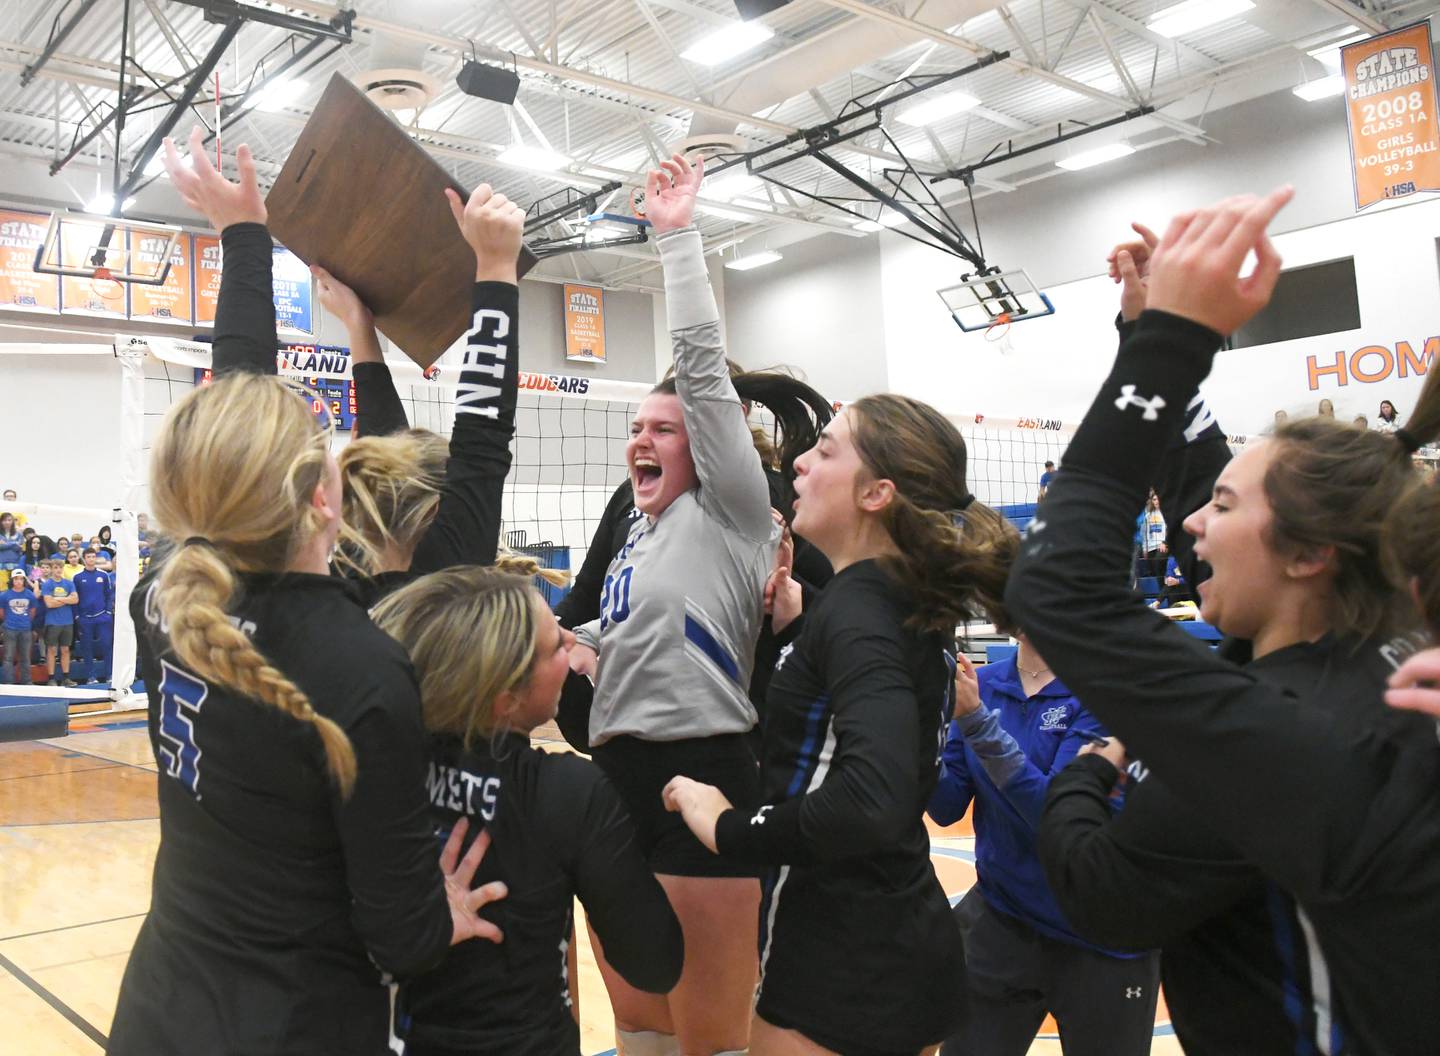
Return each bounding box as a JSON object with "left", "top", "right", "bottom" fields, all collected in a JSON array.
[
  {"left": 90, "top": 267, "right": 125, "bottom": 303},
  {"left": 984, "top": 312, "right": 1015, "bottom": 355}
]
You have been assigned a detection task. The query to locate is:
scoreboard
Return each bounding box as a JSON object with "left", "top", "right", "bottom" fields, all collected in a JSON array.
[{"left": 193, "top": 342, "right": 356, "bottom": 430}]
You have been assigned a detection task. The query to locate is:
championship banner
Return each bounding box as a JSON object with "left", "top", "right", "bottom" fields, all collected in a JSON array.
[
  {"left": 1343, "top": 21, "right": 1440, "bottom": 210},
  {"left": 193, "top": 235, "right": 222, "bottom": 325},
  {"left": 564, "top": 283, "right": 606, "bottom": 363},
  {"left": 0, "top": 209, "right": 59, "bottom": 313},
  {"left": 58, "top": 219, "right": 126, "bottom": 319},
  {"left": 272, "top": 247, "right": 313, "bottom": 334},
  {"left": 128, "top": 231, "right": 193, "bottom": 325}
]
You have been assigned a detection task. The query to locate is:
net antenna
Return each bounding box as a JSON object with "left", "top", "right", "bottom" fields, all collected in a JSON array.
[
  {"left": 937, "top": 268, "right": 1054, "bottom": 335},
  {"left": 33, "top": 210, "right": 182, "bottom": 289}
]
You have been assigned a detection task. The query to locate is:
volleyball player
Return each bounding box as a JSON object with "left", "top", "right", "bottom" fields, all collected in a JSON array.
[
  {"left": 108, "top": 373, "right": 506, "bottom": 1056},
  {"left": 365, "top": 560, "right": 683, "bottom": 1055},
  {"left": 163, "top": 128, "right": 524, "bottom": 606},
  {"left": 1010, "top": 188, "right": 1440, "bottom": 1055},
  {"left": 564, "top": 153, "right": 802, "bottom": 1056},
  {"left": 666, "top": 394, "right": 1018, "bottom": 1056}
]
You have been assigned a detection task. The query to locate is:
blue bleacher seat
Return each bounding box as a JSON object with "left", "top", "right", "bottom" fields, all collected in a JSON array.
[
  {"left": 1179, "top": 621, "right": 1223, "bottom": 642},
  {"left": 1137, "top": 576, "right": 1160, "bottom": 597},
  {"left": 986, "top": 643, "right": 1018, "bottom": 665}
]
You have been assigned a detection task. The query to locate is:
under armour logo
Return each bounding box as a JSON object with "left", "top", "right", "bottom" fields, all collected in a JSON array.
[
  {"left": 775, "top": 643, "right": 795, "bottom": 671},
  {"left": 1114, "top": 385, "right": 1166, "bottom": 421},
  {"left": 750, "top": 805, "right": 773, "bottom": 826},
  {"left": 1126, "top": 987, "right": 1144, "bottom": 999}
]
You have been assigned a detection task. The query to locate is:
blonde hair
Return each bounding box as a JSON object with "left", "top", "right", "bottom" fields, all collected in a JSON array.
[
  {"left": 371, "top": 557, "right": 570, "bottom": 747},
  {"left": 149, "top": 373, "right": 357, "bottom": 794},
  {"left": 335, "top": 430, "right": 449, "bottom": 576}
]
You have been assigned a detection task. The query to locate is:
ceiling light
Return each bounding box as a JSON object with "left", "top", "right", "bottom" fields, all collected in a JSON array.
[
  {"left": 725, "top": 249, "right": 782, "bottom": 271},
  {"left": 1292, "top": 75, "right": 1347, "bottom": 101},
  {"left": 681, "top": 22, "right": 775, "bottom": 65},
  {"left": 245, "top": 77, "right": 308, "bottom": 113},
  {"left": 497, "top": 144, "right": 572, "bottom": 171},
  {"left": 86, "top": 193, "right": 137, "bottom": 214},
  {"left": 703, "top": 170, "right": 763, "bottom": 200},
  {"left": 700, "top": 204, "right": 755, "bottom": 221},
  {"left": 1055, "top": 142, "right": 1135, "bottom": 171},
  {"left": 1306, "top": 31, "right": 1369, "bottom": 68},
  {"left": 852, "top": 219, "right": 884, "bottom": 233},
  {"left": 897, "top": 90, "right": 980, "bottom": 127},
  {"left": 1147, "top": 0, "right": 1253, "bottom": 39}
]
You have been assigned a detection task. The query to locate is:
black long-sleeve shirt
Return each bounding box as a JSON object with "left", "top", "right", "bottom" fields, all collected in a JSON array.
[
  {"left": 398, "top": 731, "right": 682, "bottom": 1055},
  {"left": 210, "top": 222, "right": 279, "bottom": 377},
  {"left": 111, "top": 574, "right": 452, "bottom": 1055},
  {"left": 1008, "top": 308, "right": 1440, "bottom": 1056}
]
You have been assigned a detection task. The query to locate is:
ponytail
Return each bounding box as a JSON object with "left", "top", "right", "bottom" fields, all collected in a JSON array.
[
  {"left": 848, "top": 394, "right": 1018, "bottom": 634},
  {"left": 150, "top": 373, "right": 357, "bottom": 795},
  {"left": 336, "top": 430, "right": 449, "bottom": 577}
]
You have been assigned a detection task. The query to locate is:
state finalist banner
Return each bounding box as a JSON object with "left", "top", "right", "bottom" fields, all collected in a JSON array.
[
  {"left": 193, "top": 235, "right": 222, "bottom": 325},
  {"left": 0, "top": 210, "right": 58, "bottom": 313},
  {"left": 272, "top": 247, "right": 313, "bottom": 334},
  {"left": 128, "top": 231, "right": 193, "bottom": 325},
  {"left": 1344, "top": 21, "right": 1440, "bottom": 210},
  {"left": 564, "top": 283, "right": 606, "bottom": 363}
]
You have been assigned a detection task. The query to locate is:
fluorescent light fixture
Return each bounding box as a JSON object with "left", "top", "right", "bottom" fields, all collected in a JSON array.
[
  {"left": 245, "top": 77, "right": 308, "bottom": 113},
  {"left": 852, "top": 209, "right": 911, "bottom": 232},
  {"left": 852, "top": 219, "right": 884, "bottom": 233},
  {"left": 699, "top": 204, "right": 754, "bottom": 222},
  {"left": 703, "top": 170, "right": 763, "bottom": 200},
  {"left": 681, "top": 22, "right": 774, "bottom": 65},
  {"left": 86, "top": 193, "right": 137, "bottom": 214},
  {"left": 1147, "top": 0, "right": 1253, "bottom": 39},
  {"left": 1306, "top": 31, "right": 1369, "bottom": 67},
  {"left": 1292, "top": 75, "right": 1347, "bottom": 101},
  {"left": 725, "top": 249, "right": 783, "bottom": 271},
  {"left": 1055, "top": 142, "right": 1135, "bottom": 171},
  {"left": 497, "top": 144, "right": 572, "bottom": 171},
  {"left": 897, "top": 90, "right": 980, "bottom": 127}
]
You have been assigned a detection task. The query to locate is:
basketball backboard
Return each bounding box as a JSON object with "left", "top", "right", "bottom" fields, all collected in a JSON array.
[{"left": 937, "top": 268, "right": 1055, "bottom": 333}]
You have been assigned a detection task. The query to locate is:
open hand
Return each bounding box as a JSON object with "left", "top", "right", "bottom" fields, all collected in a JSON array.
[
  {"left": 1146, "top": 187, "right": 1293, "bottom": 335},
  {"left": 445, "top": 183, "right": 526, "bottom": 283},
  {"left": 661, "top": 775, "right": 731, "bottom": 853},
  {"left": 1106, "top": 222, "right": 1159, "bottom": 322},
  {"left": 953, "top": 652, "right": 982, "bottom": 717},
  {"left": 311, "top": 265, "right": 371, "bottom": 331},
  {"left": 441, "top": 818, "right": 508, "bottom": 945},
  {"left": 642, "top": 153, "right": 703, "bottom": 234},
  {"left": 764, "top": 517, "right": 802, "bottom": 633},
  {"left": 1386, "top": 646, "right": 1440, "bottom": 717},
  {"left": 163, "top": 126, "right": 266, "bottom": 231}
]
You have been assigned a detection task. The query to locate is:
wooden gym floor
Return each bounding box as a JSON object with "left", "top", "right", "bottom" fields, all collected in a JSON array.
[{"left": 1, "top": 714, "right": 1179, "bottom": 1055}]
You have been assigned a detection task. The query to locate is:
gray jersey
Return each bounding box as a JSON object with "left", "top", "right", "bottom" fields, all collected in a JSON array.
[{"left": 576, "top": 227, "right": 779, "bottom": 745}]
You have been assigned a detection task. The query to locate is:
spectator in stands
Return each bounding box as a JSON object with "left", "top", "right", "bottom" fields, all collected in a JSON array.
[
  {"left": 1375, "top": 399, "right": 1402, "bottom": 435},
  {"left": 1354, "top": 414, "right": 1369, "bottom": 429},
  {"left": 1, "top": 568, "right": 38, "bottom": 685},
  {"left": 1038, "top": 461, "right": 1057, "bottom": 500},
  {"left": 39, "top": 559, "right": 77, "bottom": 686},
  {"left": 1318, "top": 398, "right": 1335, "bottom": 418},
  {"left": 61, "top": 548, "right": 83, "bottom": 581},
  {"left": 1139, "top": 490, "right": 1167, "bottom": 580},
  {"left": 97, "top": 524, "right": 116, "bottom": 556},
  {"left": 88, "top": 539, "right": 115, "bottom": 572},
  {"left": 72, "top": 549, "right": 113, "bottom": 685},
  {"left": 1, "top": 490, "right": 23, "bottom": 531},
  {"left": 1159, "top": 553, "right": 1190, "bottom": 607},
  {"left": 22, "top": 535, "right": 47, "bottom": 582},
  {"left": 68, "top": 532, "right": 86, "bottom": 554},
  {"left": 1273, "top": 410, "right": 1288, "bottom": 425},
  {"left": 0, "top": 512, "right": 21, "bottom": 574},
  {"left": 136, "top": 512, "right": 150, "bottom": 544}
]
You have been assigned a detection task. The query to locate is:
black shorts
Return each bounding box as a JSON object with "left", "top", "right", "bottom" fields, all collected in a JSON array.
[
  {"left": 43, "top": 623, "right": 74, "bottom": 648},
  {"left": 589, "top": 732, "right": 762, "bottom": 878}
]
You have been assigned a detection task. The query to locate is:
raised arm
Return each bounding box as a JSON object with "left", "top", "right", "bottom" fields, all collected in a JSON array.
[
  {"left": 312, "top": 266, "right": 409, "bottom": 438},
  {"left": 164, "top": 127, "right": 276, "bottom": 377},
  {"left": 408, "top": 185, "right": 525, "bottom": 574},
  {"left": 646, "top": 155, "right": 772, "bottom": 541}
]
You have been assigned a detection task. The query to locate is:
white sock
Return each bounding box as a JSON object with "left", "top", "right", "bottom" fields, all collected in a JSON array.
[{"left": 617, "top": 1029, "right": 682, "bottom": 1056}]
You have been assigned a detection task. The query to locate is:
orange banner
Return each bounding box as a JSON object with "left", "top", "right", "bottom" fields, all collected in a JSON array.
[
  {"left": 193, "top": 234, "right": 222, "bottom": 325},
  {"left": 564, "top": 283, "right": 606, "bottom": 363},
  {"left": 1344, "top": 21, "right": 1440, "bottom": 210},
  {"left": 0, "top": 209, "right": 58, "bottom": 313},
  {"left": 128, "top": 231, "right": 193, "bottom": 324},
  {"left": 57, "top": 220, "right": 125, "bottom": 318}
]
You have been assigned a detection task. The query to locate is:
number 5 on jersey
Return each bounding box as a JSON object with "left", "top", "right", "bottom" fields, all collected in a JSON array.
[
  {"left": 600, "top": 567, "right": 634, "bottom": 631},
  {"left": 158, "top": 660, "right": 208, "bottom": 798}
]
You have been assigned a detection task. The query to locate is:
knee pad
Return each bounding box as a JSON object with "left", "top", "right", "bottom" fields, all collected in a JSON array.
[{"left": 617, "top": 1029, "right": 682, "bottom": 1056}]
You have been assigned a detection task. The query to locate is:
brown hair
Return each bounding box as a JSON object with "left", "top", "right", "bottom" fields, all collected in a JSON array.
[
  {"left": 1383, "top": 370, "right": 1440, "bottom": 634},
  {"left": 371, "top": 556, "right": 569, "bottom": 747},
  {"left": 335, "top": 429, "right": 450, "bottom": 576},
  {"left": 149, "top": 373, "right": 357, "bottom": 794},
  {"left": 847, "top": 394, "right": 1018, "bottom": 634},
  {"left": 1268, "top": 365, "right": 1440, "bottom": 641}
]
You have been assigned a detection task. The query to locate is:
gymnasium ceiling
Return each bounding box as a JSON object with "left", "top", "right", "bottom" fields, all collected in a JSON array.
[{"left": 0, "top": 0, "right": 1434, "bottom": 289}]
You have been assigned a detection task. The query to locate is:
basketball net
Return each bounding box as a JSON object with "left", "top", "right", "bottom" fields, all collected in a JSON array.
[
  {"left": 984, "top": 312, "right": 1015, "bottom": 355},
  {"left": 91, "top": 266, "right": 125, "bottom": 303}
]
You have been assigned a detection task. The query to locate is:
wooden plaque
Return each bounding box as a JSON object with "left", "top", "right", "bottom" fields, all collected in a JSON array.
[{"left": 266, "top": 73, "right": 539, "bottom": 367}]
